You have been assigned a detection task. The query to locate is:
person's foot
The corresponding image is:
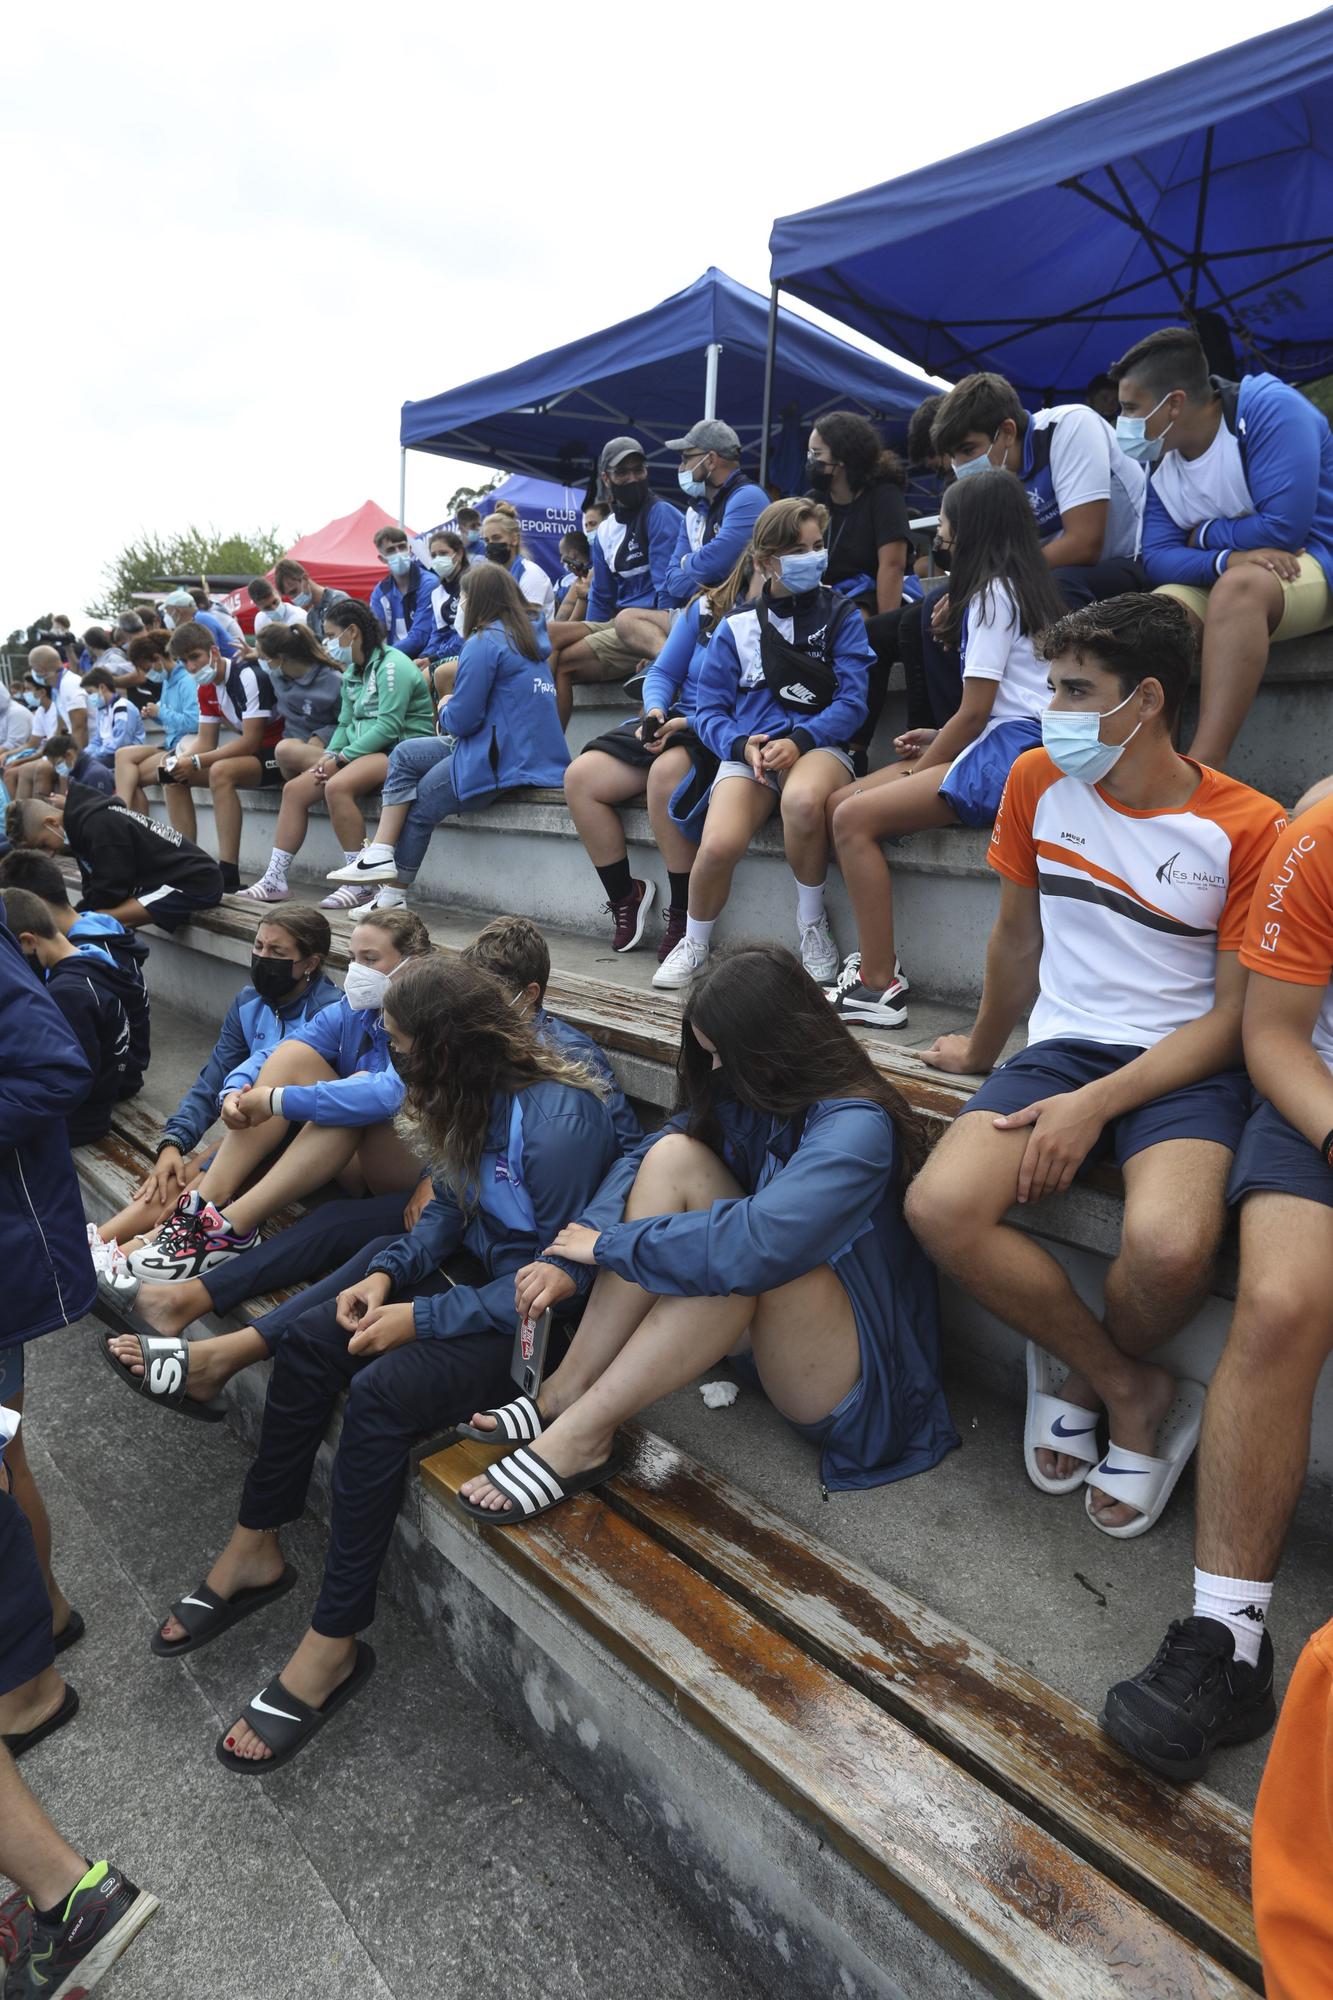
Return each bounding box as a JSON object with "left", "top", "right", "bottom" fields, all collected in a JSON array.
[
  {"left": 222, "top": 1630, "right": 360, "bottom": 1763},
  {"left": 325, "top": 844, "right": 398, "bottom": 884},
  {"left": 0, "top": 1667, "right": 68, "bottom": 1742},
  {"left": 367, "top": 885, "right": 407, "bottom": 910},
  {"left": 106, "top": 1329, "right": 226, "bottom": 1400},
  {"left": 826, "top": 957, "right": 909, "bottom": 1028},
  {"left": 657, "top": 904, "right": 687, "bottom": 963},
  {"left": 1101, "top": 1619, "right": 1277, "bottom": 1781},
  {"left": 127, "top": 1202, "right": 258, "bottom": 1283},
  {"left": 459, "top": 1407, "right": 613, "bottom": 1514},
  {"left": 157, "top": 1532, "right": 285, "bottom": 1647},
  {"left": 1032, "top": 1365, "right": 1102, "bottom": 1485},
  {"left": 798, "top": 914, "right": 839, "bottom": 984},
  {"left": 4, "top": 1862, "right": 159, "bottom": 2000},
  {"left": 1085, "top": 1362, "right": 1178, "bottom": 1529},
  {"left": 606, "top": 878, "right": 655, "bottom": 953},
  {"left": 320, "top": 882, "right": 378, "bottom": 912},
  {"left": 653, "top": 934, "right": 709, "bottom": 990},
  {"left": 236, "top": 873, "right": 291, "bottom": 902}
]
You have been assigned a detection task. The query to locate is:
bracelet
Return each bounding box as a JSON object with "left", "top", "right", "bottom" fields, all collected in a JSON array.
[
  {"left": 1322, "top": 1127, "right": 1333, "bottom": 1169},
  {"left": 269, "top": 1088, "right": 285, "bottom": 1118},
  {"left": 153, "top": 1137, "right": 179, "bottom": 1160}
]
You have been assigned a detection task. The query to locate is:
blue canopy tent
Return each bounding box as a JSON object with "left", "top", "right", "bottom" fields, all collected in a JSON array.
[
  {"left": 416, "top": 472, "right": 583, "bottom": 583},
  {"left": 398, "top": 267, "right": 936, "bottom": 498},
  {"left": 768, "top": 11, "right": 1333, "bottom": 404}
]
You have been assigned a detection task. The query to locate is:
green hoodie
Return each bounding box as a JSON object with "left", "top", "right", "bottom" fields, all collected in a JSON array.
[{"left": 325, "top": 644, "right": 436, "bottom": 761}]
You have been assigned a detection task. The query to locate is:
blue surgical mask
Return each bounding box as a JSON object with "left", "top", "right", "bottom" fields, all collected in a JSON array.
[
  {"left": 430, "top": 555, "right": 457, "bottom": 579},
  {"left": 54, "top": 761, "right": 72, "bottom": 779},
  {"left": 293, "top": 590, "right": 312, "bottom": 607},
  {"left": 677, "top": 463, "right": 707, "bottom": 500},
  {"left": 1040, "top": 687, "right": 1143, "bottom": 783},
  {"left": 386, "top": 550, "right": 413, "bottom": 577},
  {"left": 1115, "top": 392, "right": 1175, "bottom": 466},
  {"left": 146, "top": 668, "right": 165, "bottom": 683},
  {"left": 86, "top": 693, "right": 102, "bottom": 711},
  {"left": 191, "top": 665, "right": 215, "bottom": 687},
  {"left": 951, "top": 432, "right": 1004, "bottom": 482},
  {"left": 327, "top": 641, "right": 353, "bottom": 666},
  {"left": 21, "top": 692, "right": 39, "bottom": 709},
  {"left": 777, "top": 548, "right": 828, "bottom": 593}
]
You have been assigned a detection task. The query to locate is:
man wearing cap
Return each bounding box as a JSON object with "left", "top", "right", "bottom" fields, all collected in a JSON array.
[
  {"left": 546, "top": 438, "right": 682, "bottom": 728},
  {"left": 616, "top": 419, "right": 768, "bottom": 661},
  {"left": 160, "top": 589, "right": 238, "bottom": 660}
]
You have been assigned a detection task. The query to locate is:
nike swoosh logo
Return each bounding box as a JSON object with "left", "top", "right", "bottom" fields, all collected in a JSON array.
[
  {"left": 1094, "top": 1461, "right": 1139, "bottom": 1476},
  {"left": 250, "top": 1692, "right": 302, "bottom": 1722},
  {"left": 180, "top": 1595, "right": 214, "bottom": 1610},
  {"left": 1050, "top": 1415, "right": 1098, "bottom": 1438}
]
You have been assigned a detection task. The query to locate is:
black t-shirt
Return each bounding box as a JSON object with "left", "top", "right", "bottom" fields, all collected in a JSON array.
[{"left": 813, "top": 479, "right": 912, "bottom": 598}]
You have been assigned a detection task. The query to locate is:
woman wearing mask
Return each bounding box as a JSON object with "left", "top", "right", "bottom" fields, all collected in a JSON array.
[
  {"left": 96, "top": 909, "right": 340, "bottom": 1250},
  {"left": 257, "top": 623, "right": 346, "bottom": 780},
  {"left": 459, "top": 944, "right": 957, "bottom": 1522},
  {"left": 105, "top": 911, "right": 433, "bottom": 1293},
  {"left": 238, "top": 600, "right": 435, "bottom": 911},
  {"left": 112, "top": 632, "right": 200, "bottom": 818},
  {"left": 325, "top": 566, "right": 568, "bottom": 908},
  {"left": 481, "top": 503, "right": 555, "bottom": 618},
  {"left": 420, "top": 529, "right": 472, "bottom": 701},
  {"left": 655, "top": 499, "right": 873, "bottom": 990},
  {"left": 127, "top": 959, "right": 620, "bottom": 1774}
]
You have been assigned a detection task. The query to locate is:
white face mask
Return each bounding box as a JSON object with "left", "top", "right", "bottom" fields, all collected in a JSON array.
[{"left": 344, "top": 960, "right": 396, "bottom": 1011}]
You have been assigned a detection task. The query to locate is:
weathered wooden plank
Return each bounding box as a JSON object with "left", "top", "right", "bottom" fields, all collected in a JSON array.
[
  {"left": 422, "top": 1440, "right": 1249, "bottom": 2000},
  {"left": 605, "top": 1428, "right": 1259, "bottom": 1989}
]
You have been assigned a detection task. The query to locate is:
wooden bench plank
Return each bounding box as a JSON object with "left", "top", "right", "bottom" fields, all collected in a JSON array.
[
  {"left": 605, "top": 1428, "right": 1258, "bottom": 1988},
  {"left": 422, "top": 1441, "right": 1250, "bottom": 2000}
]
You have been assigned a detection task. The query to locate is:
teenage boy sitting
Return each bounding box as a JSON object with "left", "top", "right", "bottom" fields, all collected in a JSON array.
[
  {"left": 20, "top": 731, "right": 116, "bottom": 801},
  {"left": 162, "top": 622, "right": 286, "bottom": 891},
  {"left": 5, "top": 784, "right": 224, "bottom": 932},
  {"left": 0, "top": 848, "right": 150, "bottom": 1091},
  {"left": 1, "top": 887, "right": 131, "bottom": 1145},
  {"left": 905, "top": 595, "right": 1285, "bottom": 1539},
  {"left": 1112, "top": 324, "right": 1333, "bottom": 771},
  {"left": 369, "top": 524, "right": 435, "bottom": 658},
  {"left": 1102, "top": 793, "right": 1333, "bottom": 1781}
]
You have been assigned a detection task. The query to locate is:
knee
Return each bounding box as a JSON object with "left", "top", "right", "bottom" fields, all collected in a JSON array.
[
  {"left": 1207, "top": 568, "right": 1276, "bottom": 617},
  {"left": 903, "top": 1161, "right": 969, "bottom": 1258},
  {"left": 255, "top": 1040, "right": 326, "bottom": 1085},
  {"left": 563, "top": 758, "right": 592, "bottom": 805},
  {"left": 1118, "top": 1212, "right": 1219, "bottom": 1299},
  {"left": 275, "top": 743, "right": 304, "bottom": 777},
  {"left": 1227, "top": 1273, "right": 1333, "bottom": 1374},
  {"left": 208, "top": 767, "right": 235, "bottom": 795},
  {"left": 829, "top": 794, "right": 868, "bottom": 848},
  {"left": 781, "top": 788, "right": 825, "bottom": 841}
]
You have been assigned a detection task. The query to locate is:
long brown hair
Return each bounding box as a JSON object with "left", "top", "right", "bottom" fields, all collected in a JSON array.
[
  {"left": 383, "top": 958, "right": 605, "bottom": 1204},
  {"left": 679, "top": 943, "right": 926, "bottom": 1180},
  {"left": 460, "top": 562, "right": 541, "bottom": 660}
]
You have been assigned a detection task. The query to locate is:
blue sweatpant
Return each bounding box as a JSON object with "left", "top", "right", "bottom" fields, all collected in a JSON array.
[{"left": 201, "top": 1193, "right": 408, "bottom": 1333}]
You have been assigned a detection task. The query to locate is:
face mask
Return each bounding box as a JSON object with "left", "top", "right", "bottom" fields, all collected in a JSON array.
[
  {"left": 677, "top": 457, "right": 709, "bottom": 500},
  {"left": 777, "top": 548, "right": 828, "bottom": 592},
  {"left": 1115, "top": 393, "right": 1175, "bottom": 466},
  {"left": 293, "top": 590, "right": 312, "bottom": 607},
  {"left": 931, "top": 536, "right": 953, "bottom": 572},
  {"left": 806, "top": 459, "right": 834, "bottom": 492},
  {"left": 344, "top": 960, "right": 393, "bottom": 1011},
  {"left": 610, "top": 478, "right": 648, "bottom": 519},
  {"left": 54, "top": 761, "right": 71, "bottom": 779},
  {"left": 21, "top": 692, "right": 39, "bottom": 709},
  {"left": 250, "top": 952, "right": 304, "bottom": 1002},
  {"left": 1040, "top": 686, "right": 1144, "bottom": 783},
  {"left": 191, "top": 664, "right": 215, "bottom": 687},
  {"left": 430, "top": 555, "right": 458, "bottom": 580},
  {"left": 146, "top": 668, "right": 165, "bottom": 683},
  {"left": 85, "top": 693, "right": 102, "bottom": 711},
  {"left": 327, "top": 641, "right": 354, "bottom": 666},
  {"left": 484, "top": 542, "right": 512, "bottom": 564},
  {"left": 385, "top": 549, "right": 413, "bottom": 577},
  {"left": 953, "top": 430, "right": 1008, "bottom": 481}
]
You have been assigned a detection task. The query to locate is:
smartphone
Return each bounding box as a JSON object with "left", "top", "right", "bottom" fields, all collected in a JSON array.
[{"left": 510, "top": 1308, "right": 551, "bottom": 1398}]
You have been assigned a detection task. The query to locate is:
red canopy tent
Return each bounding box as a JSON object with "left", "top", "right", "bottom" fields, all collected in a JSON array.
[{"left": 281, "top": 498, "right": 414, "bottom": 598}]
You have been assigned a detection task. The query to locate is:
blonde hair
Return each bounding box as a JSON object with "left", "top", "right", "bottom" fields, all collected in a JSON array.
[
  {"left": 482, "top": 503, "right": 523, "bottom": 553},
  {"left": 751, "top": 497, "right": 829, "bottom": 562}
]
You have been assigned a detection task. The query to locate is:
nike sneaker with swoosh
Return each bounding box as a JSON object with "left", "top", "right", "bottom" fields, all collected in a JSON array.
[
  {"left": 1100, "top": 1616, "right": 1276, "bottom": 1782},
  {"left": 4, "top": 1861, "right": 159, "bottom": 1999}
]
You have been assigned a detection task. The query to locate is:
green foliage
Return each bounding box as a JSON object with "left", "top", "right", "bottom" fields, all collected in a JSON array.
[
  {"left": 1303, "top": 376, "right": 1333, "bottom": 421},
  {"left": 446, "top": 475, "right": 501, "bottom": 515},
  {"left": 90, "top": 525, "right": 287, "bottom": 616}
]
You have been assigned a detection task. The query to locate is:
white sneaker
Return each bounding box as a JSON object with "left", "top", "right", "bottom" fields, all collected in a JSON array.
[
  {"left": 799, "top": 915, "right": 839, "bottom": 984},
  {"left": 826, "top": 949, "right": 909, "bottom": 998},
  {"left": 368, "top": 885, "right": 407, "bottom": 910},
  {"left": 326, "top": 844, "right": 398, "bottom": 884},
  {"left": 652, "top": 935, "right": 710, "bottom": 989}
]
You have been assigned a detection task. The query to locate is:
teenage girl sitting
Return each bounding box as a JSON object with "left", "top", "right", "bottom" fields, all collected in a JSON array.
[
  {"left": 564, "top": 553, "right": 759, "bottom": 965},
  {"left": 825, "top": 468, "right": 1066, "bottom": 1028},
  {"left": 654, "top": 499, "right": 873, "bottom": 991},
  {"left": 460, "top": 944, "right": 958, "bottom": 1523}
]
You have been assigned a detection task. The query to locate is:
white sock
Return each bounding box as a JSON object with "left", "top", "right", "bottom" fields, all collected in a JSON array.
[
  {"left": 685, "top": 916, "right": 714, "bottom": 950},
  {"left": 343, "top": 849, "right": 361, "bottom": 867},
  {"left": 796, "top": 878, "right": 827, "bottom": 927},
  {"left": 267, "top": 847, "right": 293, "bottom": 885},
  {"left": 361, "top": 841, "right": 394, "bottom": 862},
  {"left": 1193, "top": 1567, "right": 1273, "bottom": 1668}
]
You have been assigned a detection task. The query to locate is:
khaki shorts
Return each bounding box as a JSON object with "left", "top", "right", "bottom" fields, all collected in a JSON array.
[
  {"left": 1155, "top": 551, "right": 1333, "bottom": 641},
  {"left": 582, "top": 621, "right": 646, "bottom": 677}
]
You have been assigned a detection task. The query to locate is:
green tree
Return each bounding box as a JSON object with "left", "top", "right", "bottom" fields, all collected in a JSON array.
[
  {"left": 446, "top": 476, "right": 501, "bottom": 515},
  {"left": 90, "top": 525, "right": 287, "bottom": 615}
]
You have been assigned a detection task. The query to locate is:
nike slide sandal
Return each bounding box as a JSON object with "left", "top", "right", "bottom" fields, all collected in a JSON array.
[
  {"left": 1085, "top": 1379, "right": 1207, "bottom": 1540},
  {"left": 1023, "top": 1340, "right": 1102, "bottom": 1495},
  {"left": 215, "top": 1641, "right": 376, "bottom": 1772},
  {"left": 150, "top": 1567, "right": 299, "bottom": 1658},
  {"left": 4, "top": 1681, "right": 79, "bottom": 1759}
]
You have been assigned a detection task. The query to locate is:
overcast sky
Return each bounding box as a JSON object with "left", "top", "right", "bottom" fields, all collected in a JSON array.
[{"left": 4, "top": 0, "right": 1319, "bottom": 632}]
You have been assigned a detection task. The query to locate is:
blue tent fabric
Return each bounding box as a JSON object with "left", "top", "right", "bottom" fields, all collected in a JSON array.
[
  {"left": 769, "top": 12, "right": 1333, "bottom": 400},
  {"left": 399, "top": 268, "right": 934, "bottom": 487}
]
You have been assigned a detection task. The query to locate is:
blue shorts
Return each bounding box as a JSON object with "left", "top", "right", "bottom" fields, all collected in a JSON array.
[
  {"left": 960, "top": 1037, "right": 1252, "bottom": 1170},
  {"left": 938, "top": 717, "right": 1041, "bottom": 829},
  {"left": 1227, "top": 1098, "right": 1333, "bottom": 1210},
  {"left": 0, "top": 1342, "right": 24, "bottom": 1404},
  {"left": 0, "top": 1486, "right": 54, "bottom": 1696},
  {"left": 727, "top": 1350, "right": 862, "bottom": 1446}
]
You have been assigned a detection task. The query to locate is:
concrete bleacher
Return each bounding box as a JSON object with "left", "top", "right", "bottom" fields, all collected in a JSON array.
[{"left": 70, "top": 626, "right": 1333, "bottom": 1995}]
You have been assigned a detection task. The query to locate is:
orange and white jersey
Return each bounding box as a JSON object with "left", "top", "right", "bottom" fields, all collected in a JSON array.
[
  {"left": 1241, "top": 796, "right": 1333, "bottom": 1074},
  {"left": 990, "top": 748, "right": 1286, "bottom": 1048}
]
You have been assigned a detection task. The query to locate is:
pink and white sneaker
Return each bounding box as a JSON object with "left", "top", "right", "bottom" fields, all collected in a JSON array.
[{"left": 126, "top": 1198, "right": 258, "bottom": 1282}]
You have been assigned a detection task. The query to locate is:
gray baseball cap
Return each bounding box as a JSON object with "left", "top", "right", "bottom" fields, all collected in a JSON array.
[
  {"left": 600, "top": 435, "right": 645, "bottom": 471},
  {"left": 665, "top": 418, "right": 741, "bottom": 457}
]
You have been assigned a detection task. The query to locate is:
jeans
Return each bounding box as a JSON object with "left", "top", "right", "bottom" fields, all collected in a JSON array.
[
  {"left": 237, "top": 1258, "right": 510, "bottom": 1635},
  {"left": 381, "top": 737, "right": 464, "bottom": 881}
]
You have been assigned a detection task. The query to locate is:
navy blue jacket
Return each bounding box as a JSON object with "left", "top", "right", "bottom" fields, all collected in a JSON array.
[
  {"left": 164, "top": 971, "right": 343, "bottom": 1152},
  {"left": 67, "top": 913, "right": 150, "bottom": 1092},
  {"left": 367, "top": 1078, "right": 620, "bottom": 1340},
  {"left": 577, "top": 1096, "right": 958, "bottom": 1492},
  {"left": 0, "top": 923, "right": 97, "bottom": 1345},
  {"left": 536, "top": 1007, "right": 640, "bottom": 1155},
  {"left": 44, "top": 947, "right": 134, "bottom": 1145},
  {"left": 587, "top": 500, "right": 682, "bottom": 621}
]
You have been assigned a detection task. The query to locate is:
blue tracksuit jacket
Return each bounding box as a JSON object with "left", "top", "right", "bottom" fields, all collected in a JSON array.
[
  {"left": 438, "top": 625, "right": 569, "bottom": 804},
  {"left": 693, "top": 587, "right": 872, "bottom": 760},
  {"left": 576, "top": 1095, "right": 958, "bottom": 1491},
  {"left": 536, "top": 1006, "right": 640, "bottom": 1155},
  {"left": 163, "top": 972, "right": 343, "bottom": 1151},
  {"left": 586, "top": 500, "right": 682, "bottom": 622},
  {"left": 370, "top": 564, "right": 437, "bottom": 658},
  {"left": 642, "top": 595, "right": 711, "bottom": 720},
  {"left": 663, "top": 472, "right": 767, "bottom": 607},
  {"left": 284, "top": 995, "right": 405, "bottom": 1127}
]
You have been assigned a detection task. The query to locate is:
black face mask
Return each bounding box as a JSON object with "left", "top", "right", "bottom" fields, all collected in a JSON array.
[
  {"left": 484, "top": 541, "right": 513, "bottom": 564},
  {"left": 931, "top": 537, "right": 953, "bottom": 573},
  {"left": 250, "top": 953, "right": 304, "bottom": 1002},
  {"left": 806, "top": 459, "right": 834, "bottom": 492},
  {"left": 610, "top": 478, "right": 648, "bottom": 520},
  {"left": 389, "top": 1046, "right": 425, "bottom": 1084}
]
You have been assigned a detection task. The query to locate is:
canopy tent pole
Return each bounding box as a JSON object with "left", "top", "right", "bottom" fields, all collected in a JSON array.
[
  {"left": 703, "top": 342, "right": 722, "bottom": 417},
  {"left": 758, "top": 284, "right": 779, "bottom": 490},
  {"left": 398, "top": 448, "right": 407, "bottom": 529}
]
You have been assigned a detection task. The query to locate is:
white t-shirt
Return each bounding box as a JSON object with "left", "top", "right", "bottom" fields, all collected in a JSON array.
[
  {"left": 1150, "top": 423, "right": 1254, "bottom": 534},
  {"left": 1033, "top": 405, "right": 1146, "bottom": 559},
  {"left": 254, "top": 603, "right": 309, "bottom": 634},
  {"left": 32, "top": 703, "right": 58, "bottom": 744},
  {"left": 0, "top": 692, "right": 31, "bottom": 751},
  {"left": 51, "top": 667, "right": 89, "bottom": 732},
  {"left": 514, "top": 558, "right": 555, "bottom": 619},
  {"left": 960, "top": 582, "right": 1046, "bottom": 734}
]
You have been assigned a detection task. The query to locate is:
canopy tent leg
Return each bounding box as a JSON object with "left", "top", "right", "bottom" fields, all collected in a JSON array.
[
  {"left": 758, "top": 284, "right": 779, "bottom": 490},
  {"left": 399, "top": 448, "right": 407, "bottom": 529},
  {"left": 703, "top": 341, "right": 722, "bottom": 418}
]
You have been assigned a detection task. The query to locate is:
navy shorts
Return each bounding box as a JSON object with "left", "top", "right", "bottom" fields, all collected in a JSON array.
[
  {"left": 135, "top": 882, "right": 224, "bottom": 932},
  {"left": 0, "top": 1486, "right": 54, "bottom": 1697},
  {"left": 1227, "top": 1097, "right": 1333, "bottom": 1210},
  {"left": 960, "top": 1037, "right": 1252, "bottom": 1170},
  {"left": 0, "top": 1342, "right": 24, "bottom": 1404}
]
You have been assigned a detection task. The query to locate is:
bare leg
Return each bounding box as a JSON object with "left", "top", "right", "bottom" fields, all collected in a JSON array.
[
  {"left": 271, "top": 769, "right": 321, "bottom": 857},
  {"left": 830, "top": 765, "right": 959, "bottom": 985},
  {"left": 99, "top": 1153, "right": 208, "bottom": 1245},
  {"left": 645, "top": 745, "right": 698, "bottom": 874},
  {"left": 275, "top": 739, "right": 326, "bottom": 781},
  {"left": 688, "top": 777, "right": 776, "bottom": 921},
  {"left": 614, "top": 607, "right": 669, "bottom": 661},
  {"left": 0, "top": 1741, "right": 89, "bottom": 1909},
  {"left": 162, "top": 772, "right": 198, "bottom": 844},
  {"left": 363, "top": 801, "right": 412, "bottom": 849},
  {"left": 220, "top": 1121, "right": 364, "bottom": 1235},
  {"left": 1186, "top": 569, "right": 1285, "bottom": 769},
  {"left": 322, "top": 755, "right": 388, "bottom": 853},
  {"left": 778, "top": 750, "right": 851, "bottom": 888},
  {"left": 186, "top": 1044, "right": 339, "bottom": 1210},
  {"left": 207, "top": 755, "right": 263, "bottom": 865},
  {"left": 564, "top": 752, "right": 646, "bottom": 868}
]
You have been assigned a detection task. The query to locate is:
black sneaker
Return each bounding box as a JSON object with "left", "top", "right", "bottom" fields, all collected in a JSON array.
[
  {"left": 1100, "top": 1616, "right": 1276, "bottom": 1782},
  {"left": 5, "top": 1860, "right": 159, "bottom": 1999}
]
